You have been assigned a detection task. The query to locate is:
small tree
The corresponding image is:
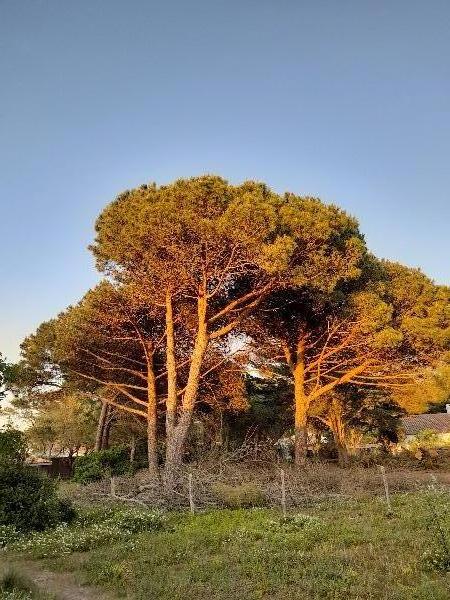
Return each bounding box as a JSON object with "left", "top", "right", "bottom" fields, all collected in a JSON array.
[
  {"left": 311, "top": 386, "right": 402, "bottom": 464},
  {"left": 26, "top": 393, "right": 98, "bottom": 458},
  {"left": 0, "top": 425, "right": 75, "bottom": 532},
  {"left": 0, "top": 354, "right": 6, "bottom": 402},
  {"left": 0, "top": 427, "right": 27, "bottom": 464}
]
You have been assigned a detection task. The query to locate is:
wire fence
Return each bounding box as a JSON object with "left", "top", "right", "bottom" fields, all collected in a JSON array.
[{"left": 66, "top": 455, "right": 450, "bottom": 513}]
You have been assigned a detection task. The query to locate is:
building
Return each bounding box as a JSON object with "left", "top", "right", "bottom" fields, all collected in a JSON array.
[{"left": 400, "top": 405, "right": 450, "bottom": 446}]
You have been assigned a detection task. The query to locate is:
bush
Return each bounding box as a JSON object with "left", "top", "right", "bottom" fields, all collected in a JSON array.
[
  {"left": 0, "top": 463, "right": 75, "bottom": 532},
  {"left": 0, "top": 428, "right": 27, "bottom": 465},
  {"left": 57, "top": 498, "right": 77, "bottom": 523},
  {"left": 212, "top": 482, "right": 265, "bottom": 508},
  {"left": 73, "top": 447, "right": 132, "bottom": 484}
]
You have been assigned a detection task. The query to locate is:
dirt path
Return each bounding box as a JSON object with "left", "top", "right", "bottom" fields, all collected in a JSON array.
[{"left": 0, "top": 559, "right": 117, "bottom": 600}]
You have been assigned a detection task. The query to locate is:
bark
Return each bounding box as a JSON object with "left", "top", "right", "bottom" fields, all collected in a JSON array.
[
  {"left": 329, "top": 419, "right": 350, "bottom": 466},
  {"left": 146, "top": 354, "right": 159, "bottom": 480},
  {"left": 130, "top": 434, "right": 136, "bottom": 463},
  {"left": 164, "top": 337, "right": 208, "bottom": 486},
  {"left": 294, "top": 404, "right": 308, "bottom": 466},
  {"left": 335, "top": 441, "right": 350, "bottom": 467},
  {"left": 165, "top": 290, "right": 178, "bottom": 446},
  {"left": 101, "top": 415, "right": 112, "bottom": 449},
  {"left": 95, "top": 401, "right": 108, "bottom": 451},
  {"left": 293, "top": 339, "right": 309, "bottom": 466},
  {"left": 327, "top": 399, "right": 350, "bottom": 467}
]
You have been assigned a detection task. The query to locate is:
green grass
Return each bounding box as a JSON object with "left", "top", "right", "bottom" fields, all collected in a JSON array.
[{"left": 4, "top": 492, "right": 450, "bottom": 600}]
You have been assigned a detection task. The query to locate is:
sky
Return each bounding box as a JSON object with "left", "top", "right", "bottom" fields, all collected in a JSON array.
[{"left": 0, "top": 0, "right": 449, "bottom": 363}]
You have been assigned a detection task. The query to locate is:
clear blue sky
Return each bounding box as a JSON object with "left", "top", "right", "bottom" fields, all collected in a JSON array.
[{"left": 1, "top": 0, "right": 449, "bottom": 362}]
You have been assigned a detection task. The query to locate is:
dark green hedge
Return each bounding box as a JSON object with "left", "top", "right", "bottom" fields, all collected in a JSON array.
[
  {"left": 73, "top": 446, "right": 133, "bottom": 484},
  {"left": 0, "top": 463, "right": 76, "bottom": 532}
]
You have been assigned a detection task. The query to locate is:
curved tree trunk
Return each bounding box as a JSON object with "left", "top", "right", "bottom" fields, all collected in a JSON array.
[{"left": 164, "top": 339, "right": 207, "bottom": 488}]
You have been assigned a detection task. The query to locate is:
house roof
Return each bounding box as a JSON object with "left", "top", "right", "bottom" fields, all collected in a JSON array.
[{"left": 401, "top": 413, "right": 450, "bottom": 435}]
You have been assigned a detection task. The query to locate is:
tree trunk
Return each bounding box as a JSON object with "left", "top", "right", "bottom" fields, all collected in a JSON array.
[
  {"left": 330, "top": 422, "right": 350, "bottom": 466},
  {"left": 130, "top": 434, "right": 136, "bottom": 463},
  {"left": 101, "top": 416, "right": 112, "bottom": 450},
  {"left": 146, "top": 355, "right": 160, "bottom": 481},
  {"left": 328, "top": 399, "right": 350, "bottom": 467},
  {"left": 95, "top": 402, "right": 108, "bottom": 451},
  {"left": 164, "top": 293, "right": 208, "bottom": 490},
  {"left": 294, "top": 411, "right": 308, "bottom": 466},
  {"left": 293, "top": 341, "right": 309, "bottom": 467},
  {"left": 164, "top": 408, "right": 192, "bottom": 485},
  {"left": 165, "top": 290, "right": 178, "bottom": 450},
  {"left": 336, "top": 441, "right": 350, "bottom": 467}
]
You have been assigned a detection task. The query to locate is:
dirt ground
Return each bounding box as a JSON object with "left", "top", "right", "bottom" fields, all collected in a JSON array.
[{"left": 0, "top": 559, "right": 117, "bottom": 600}]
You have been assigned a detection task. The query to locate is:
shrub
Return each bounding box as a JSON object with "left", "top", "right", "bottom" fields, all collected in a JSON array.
[
  {"left": 212, "top": 482, "right": 265, "bottom": 508},
  {"left": 0, "top": 463, "right": 75, "bottom": 532},
  {"left": 73, "top": 447, "right": 132, "bottom": 484},
  {"left": 0, "top": 428, "right": 27, "bottom": 465},
  {"left": 57, "top": 498, "right": 77, "bottom": 523}
]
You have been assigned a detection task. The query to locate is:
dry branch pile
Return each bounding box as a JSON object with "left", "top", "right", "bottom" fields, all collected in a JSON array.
[{"left": 65, "top": 455, "right": 450, "bottom": 511}]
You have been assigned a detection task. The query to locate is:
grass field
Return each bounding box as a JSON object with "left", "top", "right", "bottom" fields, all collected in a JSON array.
[{"left": 3, "top": 490, "right": 449, "bottom": 600}]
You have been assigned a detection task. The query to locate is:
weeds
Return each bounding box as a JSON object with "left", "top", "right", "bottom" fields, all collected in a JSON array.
[
  {"left": 3, "top": 507, "right": 165, "bottom": 559},
  {"left": 420, "top": 484, "right": 450, "bottom": 573}
]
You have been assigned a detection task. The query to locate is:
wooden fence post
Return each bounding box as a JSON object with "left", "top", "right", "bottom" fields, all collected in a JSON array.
[
  {"left": 188, "top": 472, "right": 195, "bottom": 514},
  {"left": 280, "top": 468, "right": 287, "bottom": 518},
  {"left": 378, "top": 465, "right": 392, "bottom": 513}
]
